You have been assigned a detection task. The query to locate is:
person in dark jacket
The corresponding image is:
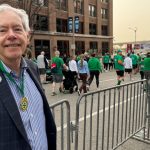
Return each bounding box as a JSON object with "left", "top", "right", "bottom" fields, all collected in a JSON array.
[
  {"left": 0, "top": 4, "right": 56, "bottom": 150},
  {"left": 87, "top": 53, "right": 102, "bottom": 89}
]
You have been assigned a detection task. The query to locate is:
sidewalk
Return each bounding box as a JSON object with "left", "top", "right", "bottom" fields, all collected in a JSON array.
[{"left": 116, "top": 138, "right": 150, "bottom": 150}]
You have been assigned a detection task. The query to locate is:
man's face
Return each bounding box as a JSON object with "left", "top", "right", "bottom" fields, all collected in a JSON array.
[
  {"left": 118, "top": 52, "right": 122, "bottom": 55},
  {"left": 0, "top": 10, "right": 29, "bottom": 61}
]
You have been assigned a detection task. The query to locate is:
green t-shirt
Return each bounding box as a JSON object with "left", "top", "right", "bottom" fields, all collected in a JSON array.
[
  {"left": 76, "top": 56, "right": 80, "bottom": 62},
  {"left": 113, "top": 55, "right": 118, "bottom": 69},
  {"left": 137, "top": 55, "right": 141, "bottom": 62},
  {"left": 130, "top": 54, "right": 138, "bottom": 65},
  {"left": 114, "top": 54, "right": 124, "bottom": 71},
  {"left": 144, "top": 57, "right": 150, "bottom": 71},
  {"left": 103, "top": 55, "right": 110, "bottom": 63},
  {"left": 88, "top": 57, "right": 102, "bottom": 72},
  {"left": 139, "top": 60, "right": 144, "bottom": 71},
  {"left": 52, "top": 56, "right": 64, "bottom": 75}
]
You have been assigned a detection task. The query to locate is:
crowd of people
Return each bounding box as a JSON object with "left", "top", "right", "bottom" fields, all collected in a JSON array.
[
  {"left": 32, "top": 49, "right": 150, "bottom": 96},
  {"left": 114, "top": 50, "right": 150, "bottom": 86},
  {"left": 50, "top": 51, "right": 102, "bottom": 96}
]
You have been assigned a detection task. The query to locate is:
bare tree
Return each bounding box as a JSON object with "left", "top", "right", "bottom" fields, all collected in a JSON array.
[
  {"left": 17, "top": 0, "right": 48, "bottom": 41},
  {"left": 0, "top": 0, "right": 51, "bottom": 41}
]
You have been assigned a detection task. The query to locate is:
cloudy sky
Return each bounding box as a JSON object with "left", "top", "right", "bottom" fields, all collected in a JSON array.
[{"left": 113, "top": 0, "right": 150, "bottom": 43}]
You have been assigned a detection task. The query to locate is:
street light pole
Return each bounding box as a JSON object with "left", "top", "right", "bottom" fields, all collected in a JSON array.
[{"left": 128, "top": 27, "right": 137, "bottom": 45}]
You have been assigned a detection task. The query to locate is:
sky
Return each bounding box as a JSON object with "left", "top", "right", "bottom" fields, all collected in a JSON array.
[{"left": 113, "top": 0, "right": 150, "bottom": 43}]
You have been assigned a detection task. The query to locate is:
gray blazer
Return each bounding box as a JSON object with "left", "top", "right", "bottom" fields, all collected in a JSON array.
[{"left": 0, "top": 59, "right": 56, "bottom": 150}]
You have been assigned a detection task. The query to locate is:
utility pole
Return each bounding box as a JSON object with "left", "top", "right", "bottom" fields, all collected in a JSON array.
[{"left": 128, "top": 27, "right": 137, "bottom": 49}]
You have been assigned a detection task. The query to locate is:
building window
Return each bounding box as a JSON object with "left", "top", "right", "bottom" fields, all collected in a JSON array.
[
  {"left": 74, "top": 0, "right": 83, "bottom": 14},
  {"left": 89, "top": 5, "right": 96, "bottom": 17},
  {"left": 102, "top": 42, "right": 109, "bottom": 55},
  {"left": 56, "top": 0, "right": 67, "bottom": 11},
  {"left": 101, "top": 25, "right": 108, "bottom": 35},
  {"left": 57, "top": 41, "right": 69, "bottom": 56},
  {"left": 101, "top": 8, "right": 108, "bottom": 19},
  {"left": 56, "top": 18, "right": 68, "bottom": 32},
  {"left": 33, "top": 0, "right": 48, "bottom": 6},
  {"left": 75, "top": 41, "right": 85, "bottom": 54},
  {"left": 88, "top": 42, "right": 98, "bottom": 53},
  {"left": 33, "top": 15, "right": 48, "bottom": 31},
  {"left": 90, "top": 42, "right": 98, "bottom": 49},
  {"left": 34, "top": 40, "right": 50, "bottom": 59},
  {"left": 89, "top": 23, "right": 97, "bottom": 35}
]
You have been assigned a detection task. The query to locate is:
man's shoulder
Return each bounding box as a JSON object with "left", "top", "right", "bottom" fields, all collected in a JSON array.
[
  {"left": 37, "top": 54, "right": 43, "bottom": 58},
  {"left": 117, "top": 55, "right": 122, "bottom": 58},
  {"left": 25, "top": 58, "right": 38, "bottom": 69},
  {"left": 125, "top": 57, "right": 131, "bottom": 60},
  {"left": 53, "top": 56, "right": 61, "bottom": 60},
  {"left": 144, "top": 57, "right": 150, "bottom": 62}
]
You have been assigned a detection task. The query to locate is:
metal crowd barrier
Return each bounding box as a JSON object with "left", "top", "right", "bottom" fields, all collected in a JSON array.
[
  {"left": 50, "top": 99, "right": 71, "bottom": 150},
  {"left": 144, "top": 72, "right": 150, "bottom": 141},
  {"left": 49, "top": 79, "right": 150, "bottom": 150},
  {"left": 74, "top": 79, "right": 149, "bottom": 150}
]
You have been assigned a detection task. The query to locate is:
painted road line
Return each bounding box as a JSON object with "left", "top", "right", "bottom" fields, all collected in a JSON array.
[{"left": 57, "top": 93, "right": 145, "bottom": 131}]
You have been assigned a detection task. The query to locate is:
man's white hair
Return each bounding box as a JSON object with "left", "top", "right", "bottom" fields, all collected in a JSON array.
[{"left": 0, "top": 4, "right": 30, "bottom": 32}]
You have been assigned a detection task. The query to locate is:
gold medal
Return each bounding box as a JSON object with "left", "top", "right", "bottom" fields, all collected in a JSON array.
[{"left": 20, "top": 97, "right": 28, "bottom": 111}]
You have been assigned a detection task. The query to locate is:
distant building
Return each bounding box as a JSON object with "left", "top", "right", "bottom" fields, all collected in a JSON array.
[{"left": 1, "top": 0, "right": 113, "bottom": 59}]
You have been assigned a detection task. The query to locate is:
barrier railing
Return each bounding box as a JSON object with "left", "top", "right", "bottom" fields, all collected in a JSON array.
[
  {"left": 143, "top": 72, "right": 150, "bottom": 142},
  {"left": 49, "top": 79, "right": 150, "bottom": 150},
  {"left": 74, "top": 80, "right": 148, "bottom": 150},
  {"left": 50, "top": 99, "right": 71, "bottom": 150}
]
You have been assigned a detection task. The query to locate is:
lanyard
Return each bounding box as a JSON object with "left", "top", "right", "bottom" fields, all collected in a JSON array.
[{"left": 0, "top": 61, "right": 24, "bottom": 97}]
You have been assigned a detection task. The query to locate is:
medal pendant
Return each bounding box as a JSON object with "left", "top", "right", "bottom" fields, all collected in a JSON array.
[{"left": 20, "top": 97, "right": 28, "bottom": 111}]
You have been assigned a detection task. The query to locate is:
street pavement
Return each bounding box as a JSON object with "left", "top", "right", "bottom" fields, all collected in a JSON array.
[
  {"left": 42, "top": 69, "right": 150, "bottom": 150},
  {"left": 43, "top": 69, "right": 142, "bottom": 105}
]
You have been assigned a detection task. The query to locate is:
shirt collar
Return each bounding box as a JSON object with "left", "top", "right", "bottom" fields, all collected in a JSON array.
[{"left": 1, "top": 57, "right": 28, "bottom": 77}]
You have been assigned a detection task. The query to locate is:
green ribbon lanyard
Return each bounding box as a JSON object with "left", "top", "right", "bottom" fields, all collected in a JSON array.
[{"left": 0, "top": 61, "right": 24, "bottom": 97}]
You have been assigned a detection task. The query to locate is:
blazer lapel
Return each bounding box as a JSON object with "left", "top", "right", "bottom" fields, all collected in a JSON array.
[
  {"left": 0, "top": 72, "right": 29, "bottom": 144},
  {"left": 26, "top": 67, "right": 45, "bottom": 96}
]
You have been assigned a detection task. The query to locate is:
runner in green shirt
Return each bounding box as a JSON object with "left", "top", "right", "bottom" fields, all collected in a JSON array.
[
  {"left": 52, "top": 56, "right": 64, "bottom": 75},
  {"left": 87, "top": 53, "right": 102, "bottom": 88},
  {"left": 103, "top": 53, "right": 110, "bottom": 72},
  {"left": 144, "top": 52, "right": 150, "bottom": 71},
  {"left": 130, "top": 51, "right": 138, "bottom": 74},
  {"left": 144, "top": 52, "right": 150, "bottom": 92},
  {"left": 51, "top": 51, "right": 67, "bottom": 96},
  {"left": 115, "top": 50, "right": 125, "bottom": 85},
  {"left": 139, "top": 57, "right": 145, "bottom": 82}
]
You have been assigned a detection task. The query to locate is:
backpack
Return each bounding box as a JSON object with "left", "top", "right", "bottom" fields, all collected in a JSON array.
[{"left": 51, "top": 63, "right": 57, "bottom": 73}]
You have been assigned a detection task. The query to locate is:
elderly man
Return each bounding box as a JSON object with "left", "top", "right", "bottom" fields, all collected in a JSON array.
[
  {"left": 0, "top": 4, "right": 56, "bottom": 150},
  {"left": 37, "top": 51, "right": 49, "bottom": 83},
  {"left": 51, "top": 50, "right": 67, "bottom": 96}
]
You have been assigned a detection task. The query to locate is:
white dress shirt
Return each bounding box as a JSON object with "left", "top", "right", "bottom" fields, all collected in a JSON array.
[{"left": 69, "top": 60, "right": 78, "bottom": 73}]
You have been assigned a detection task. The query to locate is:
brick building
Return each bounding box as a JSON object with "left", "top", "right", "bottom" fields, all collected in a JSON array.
[{"left": 0, "top": 0, "right": 113, "bottom": 59}]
